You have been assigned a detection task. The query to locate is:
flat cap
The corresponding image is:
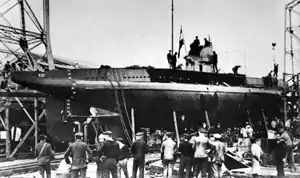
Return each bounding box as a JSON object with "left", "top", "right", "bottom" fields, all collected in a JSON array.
[
  {"left": 75, "top": 132, "right": 84, "bottom": 137},
  {"left": 103, "top": 130, "right": 112, "bottom": 135},
  {"left": 182, "top": 133, "right": 189, "bottom": 137},
  {"left": 214, "top": 133, "right": 222, "bottom": 139},
  {"left": 135, "top": 132, "right": 144, "bottom": 136},
  {"left": 199, "top": 128, "right": 207, "bottom": 133},
  {"left": 115, "top": 137, "right": 123, "bottom": 142}
]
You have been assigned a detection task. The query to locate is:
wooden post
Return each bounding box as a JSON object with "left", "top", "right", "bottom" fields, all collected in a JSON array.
[
  {"left": 246, "top": 110, "right": 253, "bottom": 128},
  {"left": 204, "top": 110, "right": 211, "bottom": 129},
  {"left": 84, "top": 124, "right": 88, "bottom": 143},
  {"left": 173, "top": 111, "right": 180, "bottom": 148},
  {"left": 261, "top": 109, "right": 269, "bottom": 150},
  {"left": 34, "top": 97, "right": 38, "bottom": 146},
  {"left": 5, "top": 105, "right": 10, "bottom": 158},
  {"left": 131, "top": 108, "right": 135, "bottom": 142}
]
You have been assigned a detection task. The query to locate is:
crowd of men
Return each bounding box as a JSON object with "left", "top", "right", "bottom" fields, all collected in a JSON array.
[{"left": 34, "top": 116, "right": 298, "bottom": 178}]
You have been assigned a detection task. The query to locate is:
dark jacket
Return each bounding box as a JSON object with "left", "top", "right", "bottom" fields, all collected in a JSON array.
[
  {"left": 131, "top": 139, "right": 147, "bottom": 161},
  {"left": 118, "top": 144, "right": 130, "bottom": 160},
  {"left": 179, "top": 140, "right": 194, "bottom": 158},
  {"left": 64, "top": 139, "right": 93, "bottom": 170},
  {"left": 97, "top": 140, "right": 120, "bottom": 159},
  {"left": 35, "top": 141, "right": 55, "bottom": 165}
]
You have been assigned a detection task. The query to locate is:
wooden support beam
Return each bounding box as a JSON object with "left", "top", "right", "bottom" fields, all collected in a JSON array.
[
  {"left": 5, "top": 106, "right": 10, "bottom": 158},
  {"left": 131, "top": 108, "right": 135, "bottom": 142},
  {"left": 173, "top": 111, "right": 180, "bottom": 148},
  {"left": 13, "top": 96, "right": 35, "bottom": 124},
  {"left": 9, "top": 109, "right": 46, "bottom": 158},
  {"left": 0, "top": 115, "right": 7, "bottom": 130},
  {"left": 246, "top": 110, "right": 253, "bottom": 128},
  {"left": 34, "top": 97, "right": 38, "bottom": 146},
  {"left": 10, "top": 124, "right": 34, "bottom": 157},
  {"left": 84, "top": 124, "right": 88, "bottom": 143},
  {"left": 204, "top": 110, "right": 211, "bottom": 129}
]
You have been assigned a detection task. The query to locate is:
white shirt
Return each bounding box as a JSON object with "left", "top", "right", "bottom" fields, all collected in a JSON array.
[
  {"left": 192, "top": 133, "right": 209, "bottom": 158},
  {"left": 161, "top": 138, "right": 176, "bottom": 160},
  {"left": 251, "top": 143, "right": 263, "bottom": 174}
]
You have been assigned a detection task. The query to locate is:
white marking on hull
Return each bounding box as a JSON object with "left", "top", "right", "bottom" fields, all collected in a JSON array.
[{"left": 75, "top": 80, "right": 282, "bottom": 95}]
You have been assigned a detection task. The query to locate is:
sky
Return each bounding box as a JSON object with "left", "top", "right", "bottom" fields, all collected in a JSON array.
[{"left": 1, "top": 0, "right": 300, "bottom": 78}]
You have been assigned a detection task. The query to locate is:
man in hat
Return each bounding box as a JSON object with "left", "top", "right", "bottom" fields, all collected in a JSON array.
[
  {"left": 178, "top": 133, "right": 194, "bottom": 178},
  {"left": 116, "top": 137, "right": 130, "bottom": 178},
  {"left": 210, "top": 133, "right": 226, "bottom": 178},
  {"left": 278, "top": 126, "right": 296, "bottom": 172},
  {"left": 97, "top": 130, "right": 120, "bottom": 178},
  {"left": 35, "top": 134, "right": 55, "bottom": 178},
  {"left": 191, "top": 128, "right": 210, "bottom": 178},
  {"left": 132, "top": 132, "right": 147, "bottom": 178},
  {"left": 273, "top": 133, "right": 286, "bottom": 177},
  {"left": 64, "top": 132, "right": 93, "bottom": 178},
  {"left": 161, "top": 132, "right": 177, "bottom": 178},
  {"left": 96, "top": 133, "right": 106, "bottom": 178}
]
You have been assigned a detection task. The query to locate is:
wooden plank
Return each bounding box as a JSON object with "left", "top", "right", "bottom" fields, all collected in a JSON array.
[
  {"left": 5, "top": 106, "right": 10, "bottom": 158},
  {"left": 131, "top": 108, "right": 135, "bottom": 142},
  {"left": 205, "top": 110, "right": 211, "bottom": 128},
  {"left": 34, "top": 97, "right": 38, "bottom": 146},
  {"left": 173, "top": 111, "right": 180, "bottom": 148},
  {"left": 0, "top": 89, "right": 45, "bottom": 97}
]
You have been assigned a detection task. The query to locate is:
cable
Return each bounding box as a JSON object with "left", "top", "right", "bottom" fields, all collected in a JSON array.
[
  {"left": 111, "top": 70, "right": 132, "bottom": 128},
  {"left": 104, "top": 69, "right": 133, "bottom": 145}
]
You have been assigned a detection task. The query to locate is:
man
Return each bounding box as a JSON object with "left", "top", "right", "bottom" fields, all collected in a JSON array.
[
  {"left": 178, "top": 133, "right": 194, "bottom": 178},
  {"left": 35, "top": 135, "right": 55, "bottom": 178},
  {"left": 278, "top": 126, "right": 296, "bottom": 172},
  {"left": 245, "top": 123, "right": 253, "bottom": 138},
  {"left": 210, "top": 133, "right": 226, "bottom": 178},
  {"left": 97, "top": 130, "right": 120, "bottom": 178},
  {"left": 161, "top": 132, "right": 177, "bottom": 178},
  {"left": 171, "top": 52, "right": 178, "bottom": 69},
  {"left": 274, "top": 133, "right": 286, "bottom": 177},
  {"left": 116, "top": 137, "right": 130, "bottom": 178},
  {"left": 191, "top": 128, "right": 210, "bottom": 178},
  {"left": 96, "top": 134, "right": 106, "bottom": 178},
  {"left": 167, "top": 50, "right": 173, "bottom": 69},
  {"left": 64, "top": 132, "right": 93, "bottom": 178},
  {"left": 212, "top": 51, "right": 218, "bottom": 73},
  {"left": 232, "top": 65, "right": 241, "bottom": 75},
  {"left": 251, "top": 137, "right": 263, "bottom": 178},
  {"left": 132, "top": 132, "right": 148, "bottom": 178}
]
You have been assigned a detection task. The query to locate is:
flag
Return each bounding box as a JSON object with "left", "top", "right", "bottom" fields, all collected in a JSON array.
[{"left": 178, "top": 26, "right": 184, "bottom": 58}]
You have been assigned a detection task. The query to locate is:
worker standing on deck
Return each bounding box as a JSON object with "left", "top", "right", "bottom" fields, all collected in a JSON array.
[
  {"left": 250, "top": 137, "right": 263, "bottom": 178},
  {"left": 161, "top": 132, "right": 177, "bottom": 178},
  {"left": 64, "top": 132, "right": 93, "bottom": 178},
  {"left": 35, "top": 135, "right": 55, "bottom": 178},
  {"left": 178, "top": 133, "right": 194, "bottom": 178},
  {"left": 116, "top": 137, "right": 130, "bottom": 178},
  {"left": 132, "top": 132, "right": 148, "bottom": 178},
  {"left": 96, "top": 130, "right": 119, "bottom": 178},
  {"left": 167, "top": 50, "right": 173, "bottom": 69}
]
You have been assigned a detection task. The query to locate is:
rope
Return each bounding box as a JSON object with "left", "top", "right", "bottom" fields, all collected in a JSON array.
[
  {"left": 104, "top": 69, "right": 133, "bottom": 146},
  {"left": 112, "top": 70, "right": 132, "bottom": 128}
]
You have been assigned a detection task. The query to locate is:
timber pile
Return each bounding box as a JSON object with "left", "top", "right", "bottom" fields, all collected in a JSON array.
[{"left": 0, "top": 154, "right": 64, "bottom": 177}]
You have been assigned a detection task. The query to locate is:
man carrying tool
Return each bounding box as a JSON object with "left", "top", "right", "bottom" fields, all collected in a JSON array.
[
  {"left": 64, "top": 132, "right": 93, "bottom": 178},
  {"left": 35, "top": 134, "right": 55, "bottom": 178}
]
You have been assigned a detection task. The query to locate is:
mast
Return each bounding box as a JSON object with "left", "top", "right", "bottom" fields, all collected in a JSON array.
[
  {"left": 43, "top": 0, "right": 55, "bottom": 70},
  {"left": 171, "top": 0, "right": 174, "bottom": 55}
]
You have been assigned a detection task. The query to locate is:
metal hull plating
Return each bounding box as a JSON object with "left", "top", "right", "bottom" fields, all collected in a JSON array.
[{"left": 11, "top": 68, "right": 283, "bottom": 142}]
